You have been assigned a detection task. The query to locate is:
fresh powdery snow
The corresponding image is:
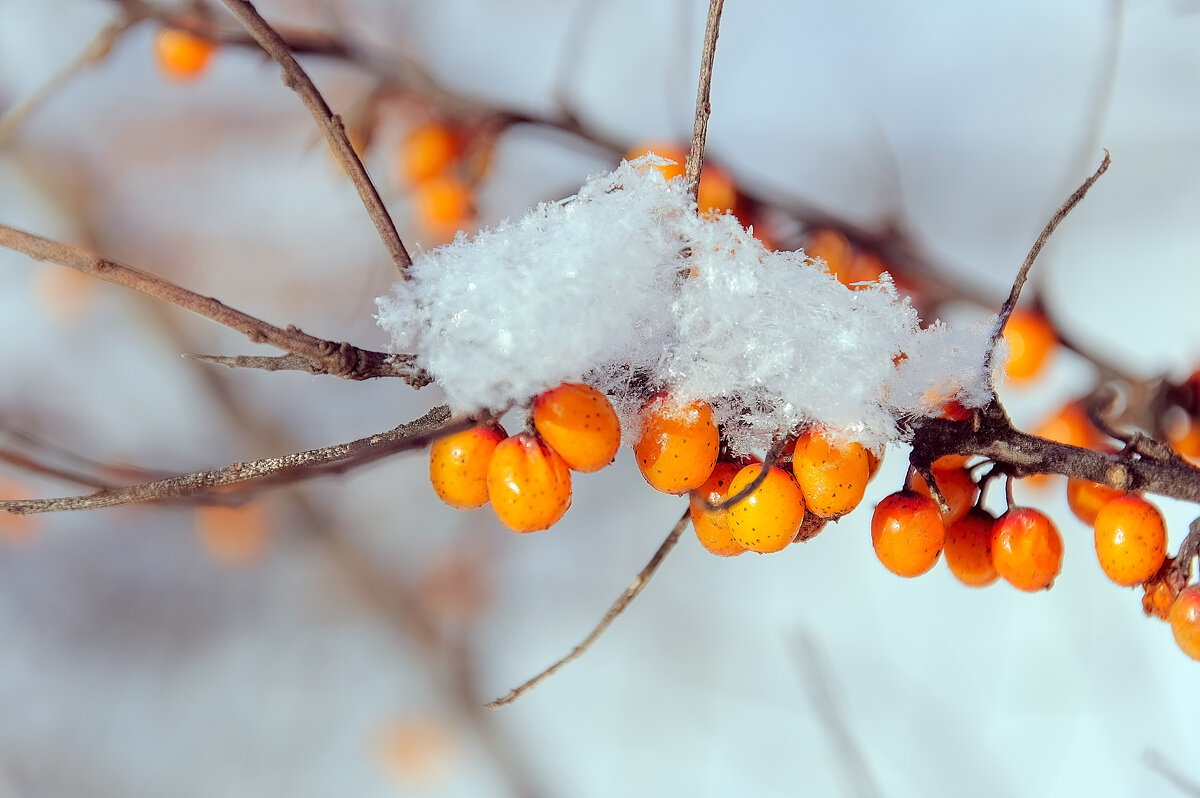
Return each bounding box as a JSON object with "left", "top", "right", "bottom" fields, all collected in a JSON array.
[{"left": 376, "top": 157, "right": 998, "bottom": 453}]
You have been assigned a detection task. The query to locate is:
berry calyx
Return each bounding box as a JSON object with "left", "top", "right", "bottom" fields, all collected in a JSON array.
[
  {"left": 154, "top": 28, "right": 217, "bottom": 82},
  {"left": 1169, "top": 585, "right": 1200, "bottom": 661},
  {"left": 1003, "top": 309, "right": 1057, "bottom": 381},
  {"left": 486, "top": 433, "right": 572, "bottom": 533},
  {"left": 790, "top": 429, "right": 869, "bottom": 518},
  {"left": 726, "top": 464, "right": 806, "bottom": 554},
  {"left": 689, "top": 462, "right": 747, "bottom": 557},
  {"left": 532, "top": 383, "right": 621, "bottom": 473},
  {"left": 943, "top": 507, "right": 998, "bottom": 587},
  {"left": 1092, "top": 494, "right": 1167, "bottom": 587},
  {"left": 1065, "top": 477, "right": 1124, "bottom": 526},
  {"left": 633, "top": 394, "right": 719, "bottom": 494},
  {"left": 870, "top": 490, "right": 945, "bottom": 578},
  {"left": 429, "top": 424, "right": 507, "bottom": 509},
  {"left": 991, "top": 507, "right": 1063, "bottom": 591}
]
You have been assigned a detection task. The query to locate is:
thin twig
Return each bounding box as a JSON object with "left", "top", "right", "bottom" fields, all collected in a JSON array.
[
  {"left": 184, "top": 351, "right": 426, "bottom": 383},
  {"left": 704, "top": 436, "right": 786, "bottom": 512},
  {"left": 985, "top": 151, "right": 1111, "bottom": 384},
  {"left": 0, "top": 406, "right": 462, "bottom": 515},
  {"left": 217, "top": 0, "right": 412, "bottom": 277},
  {"left": 485, "top": 508, "right": 690, "bottom": 709},
  {"left": 0, "top": 224, "right": 425, "bottom": 384},
  {"left": 683, "top": 0, "right": 725, "bottom": 200}
]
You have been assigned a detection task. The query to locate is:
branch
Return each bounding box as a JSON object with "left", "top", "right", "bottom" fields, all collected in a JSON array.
[
  {"left": 684, "top": 0, "right": 726, "bottom": 200},
  {"left": 0, "top": 405, "right": 463, "bottom": 515},
  {"left": 486, "top": 508, "right": 690, "bottom": 709},
  {"left": 216, "top": 0, "right": 412, "bottom": 277},
  {"left": 0, "top": 224, "right": 426, "bottom": 384}
]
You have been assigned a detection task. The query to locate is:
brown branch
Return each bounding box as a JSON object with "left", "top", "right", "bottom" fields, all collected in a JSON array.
[
  {"left": 0, "top": 405, "right": 462, "bottom": 515},
  {"left": 684, "top": 0, "right": 726, "bottom": 200},
  {"left": 216, "top": 0, "right": 412, "bottom": 277},
  {"left": 985, "top": 151, "right": 1111, "bottom": 384},
  {"left": 183, "top": 352, "right": 427, "bottom": 383},
  {"left": 0, "top": 224, "right": 426, "bottom": 384},
  {"left": 485, "top": 508, "right": 690, "bottom": 709}
]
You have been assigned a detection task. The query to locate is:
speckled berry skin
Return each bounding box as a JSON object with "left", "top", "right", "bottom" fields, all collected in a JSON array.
[
  {"left": 911, "top": 467, "right": 978, "bottom": 526},
  {"left": 633, "top": 394, "right": 719, "bottom": 494},
  {"left": 791, "top": 431, "right": 869, "bottom": 518},
  {"left": 486, "top": 433, "right": 572, "bottom": 533},
  {"left": 871, "top": 490, "right": 945, "bottom": 578},
  {"left": 429, "top": 425, "right": 506, "bottom": 509},
  {"left": 943, "top": 507, "right": 998, "bottom": 587},
  {"left": 1093, "top": 495, "right": 1167, "bottom": 587},
  {"left": 532, "top": 383, "right": 621, "bottom": 473},
  {"left": 1066, "top": 478, "right": 1124, "bottom": 526},
  {"left": 689, "top": 462, "right": 747, "bottom": 557},
  {"left": 992, "top": 507, "right": 1063, "bottom": 592},
  {"left": 1170, "top": 586, "right": 1200, "bottom": 661},
  {"left": 726, "top": 464, "right": 806, "bottom": 554}
]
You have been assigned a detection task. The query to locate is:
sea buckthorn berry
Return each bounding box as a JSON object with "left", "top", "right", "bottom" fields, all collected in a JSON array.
[
  {"left": 1065, "top": 477, "right": 1124, "bottom": 526},
  {"left": 486, "top": 433, "right": 572, "bottom": 533},
  {"left": 1093, "top": 495, "right": 1167, "bottom": 587},
  {"left": 911, "top": 466, "right": 978, "bottom": 526},
  {"left": 726, "top": 464, "right": 806, "bottom": 554},
  {"left": 944, "top": 508, "right": 998, "bottom": 587},
  {"left": 1034, "top": 402, "right": 1099, "bottom": 449},
  {"left": 689, "top": 462, "right": 747, "bottom": 557},
  {"left": 1167, "top": 414, "right": 1200, "bottom": 460},
  {"left": 1170, "top": 585, "right": 1200, "bottom": 661},
  {"left": 991, "top": 507, "right": 1063, "bottom": 592},
  {"left": 624, "top": 143, "right": 736, "bottom": 213},
  {"left": 429, "top": 424, "right": 506, "bottom": 509},
  {"left": 413, "top": 176, "right": 474, "bottom": 241},
  {"left": 866, "top": 448, "right": 884, "bottom": 483},
  {"left": 154, "top": 28, "right": 217, "bottom": 82},
  {"left": 790, "top": 430, "right": 869, "bottom": 518},
  {"left": 195, "top": 501, "right": 272, "bottom": 567},
  {"left": 532, "top": 383, "right": 621, "bottom": 473},
  {"left": 870, "top": 490, "right": 945, "bottom": 578},
  {"left": 399, "top": 122, "right": 461, "bottom": 185},
  {"left": 805, "top": 228, "right": 851, "bottom": 277},
  {"left": 1003, "top": 309, "right": 1057, "bottom": 381},
  {"left": 633, "top": 394, "right": 719, "bottom": 494}
]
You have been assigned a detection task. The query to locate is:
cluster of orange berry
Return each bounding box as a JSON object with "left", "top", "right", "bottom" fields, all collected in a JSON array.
[{"left": 397, "top": 120, "right": 477, "bottom": 242}]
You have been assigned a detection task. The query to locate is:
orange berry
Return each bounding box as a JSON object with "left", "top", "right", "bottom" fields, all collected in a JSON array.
[
  {"left": 726, "top": 464, "right": 806, "bottom": 554},
  {"left": 991, "top": 507, "right": 1063, "bottom": 591},
  {"left": 1065, "top": 477, "right": 1124, "bottom": 526},
  {"left": 790, "top": 429, "right": 869, "bottom": 518},
  {"left": 1034, "top": 402, "right": 1098, "bottom": 448},
  {"left": 486, "top": 433, "right": 572, "bottom": 533},
  {"left": 628, "top": 142, "right": 687, "bottom": 181},
  {"left": 870, "top": 490, "right": 945, "bottom": 578},
  {"left": 1167, "top": 414, "right": 1200, "bottom": 460},
  {"left": 1003, "top": 309, "right": 1057, "bottom": 381},
  {"left": 1170, "top": 585, "right": 1200, "bottom": 660},
  {"left": 0, "top": 479, "right": 40, "bottom": 545},
  {"left": 399, "top": 122, "right": 460, "bottom": 184},
  {"left": 1092, "top": 495, "right": 1167, "bottom": 587},
  {"left": 806, "top": 229, "right": 851, "bottom": 278},
  {"left": 633, "top": 394, "right": 719, "bottom": 494},
  {"left": 689, "top": 462, "right": 747, "bottom": 557},
  {"left": 911, "top": 466, "right": 978, "bottom": 526},
  {"left": 866, "top": 448, "right": 884, "bottom": 483},
  {"left": 154, "top": 28, "right": 216, "bottom": 82},
  {"left": 377, "top": 716, "right": 455, "bottom": 788},
  {"left": 429, "top": 424, "right": 506, "bottom": 509},
  {"left": 625, "top": 143, "right": 736, "bottom": 213},
  {"left": 944, "top": 507, "right": 998, "bottom": 587},
  {"left": 844, "top": 250, "right": 887, "bottom": 287},
  {"left": 33, "top": 265, "right": 96, "bottom": 324},
  {"left": 532, "top": 383, "right": 621, "bottom": 473},
  {"left": 195, "top": 501, "right": 272, "bottom": 566},
  {"left": 413, "top": 176, "right": 474, "bottom": 241}
]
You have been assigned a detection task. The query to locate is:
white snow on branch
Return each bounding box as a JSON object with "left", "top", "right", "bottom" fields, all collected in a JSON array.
[{"left": 376, "top": 158, "right": 998, "bottom": 452}]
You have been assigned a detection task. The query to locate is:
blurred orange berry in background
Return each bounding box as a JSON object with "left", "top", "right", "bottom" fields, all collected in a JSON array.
[
  {"left": 1002, "top": 309, "right": 1057, "bottom": 382},
  {"left": 398, "top": 121, "right": 461, "bottom": 185},
  {"left": 154, "top": 27, "right": 217, "bottom": 82},
  {"left": 194, "top": 500, "right": 272, "bottom": 567},
  {"left": 0, "top": 479, "right": 40, "bottom": 545},
  {"left": 377, "top": 716, "right": 456, "bottom": 788},
  {"left": 413, "top": 176, "right": 475, "bottom": 242},
  {"left": 624, "top": 143, "right": 737, "bottom": 214}
]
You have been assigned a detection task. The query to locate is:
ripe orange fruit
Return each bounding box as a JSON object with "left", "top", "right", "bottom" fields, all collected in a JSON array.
[
  {"left": 790, "top": 429, "right": 869, "bottom": 518},
  {"left": 413, "top": 176, "right": 474, "bottom": 241},
  {"left": 1065, "top": 477, "right": 1123, "bottom": 526},
  {"left": 399, "top": 122, "right": 461, "bottom": 185},
  {"left": 870, "top": 490, "right": 945, "bottom": 578},
  {"left": 1169, "top": 585, "right": 1200, "bottom": 661},
  {"left": 1092, "top": 494, "right": 1167, "bottom": 587},
  {"left": 195, "top": 501, "right": 272, "bottom": 566},
  {"left": 805, "top": 228, "right": 851, "bottom": 277},
  {"left": 633, "top": 394, "right": 719, "bottom": 494},
  {"left": 726, "top": 464, "right": 806, "bottom": 554},
  {"left": 866, "top": 448, "right": 884, "bottom": 483},
  {"left": 1034, "top": 402, "right": 1098, "bottom": 448},
  {"left": 991, "top": 507, "right": 1063, "bottom": 591},
  {"left": 1003, "top": 309, "right": 1057, "bottom": 381},
  {"left": 154, "top": 28, "right": 217, "bottom": 82},
  {"left": 429, "top": 424, "right": 506, "bottom": 509},
  {"left": 689, "top": 462, "right": 747, "bottom": 557},
  {"left": 911, "top": 466, "right": 978, "bottom": 526},
  {"left": 486, "top": 433, "right": 572, "bottom": 533},
  {"left": 532, "top": 383, "right": 621, "bottom": 473},
  {"left": 624, "top": 143, "right": 737, "bottom": 213},
  {"left": 943, "top": 507, "right": 998, "bottom": 587}
]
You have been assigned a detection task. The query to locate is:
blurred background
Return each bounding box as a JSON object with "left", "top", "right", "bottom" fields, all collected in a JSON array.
[{"left": 1, "top": 0, "right": 1199, "bottom": 796}]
